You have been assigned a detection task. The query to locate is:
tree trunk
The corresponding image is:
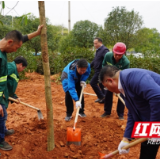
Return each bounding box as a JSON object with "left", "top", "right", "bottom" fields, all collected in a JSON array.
[{"left": 38, "top": 1, "right": 55, "bottom": 151}]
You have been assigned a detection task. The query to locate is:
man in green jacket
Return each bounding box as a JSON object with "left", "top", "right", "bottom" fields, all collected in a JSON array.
[
  {"left": 0, "top": 25, "right": 43, "bottom": 151},
  {"left": 101, "top": 42, "right": 130, "bottom": 120},
  {"left": 4, "top": 56, "right": 27, "bottom": 136}
]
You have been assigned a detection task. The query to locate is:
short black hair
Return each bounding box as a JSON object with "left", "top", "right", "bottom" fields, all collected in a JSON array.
[
  {"left": 94, "top": 37, "right": 102, "bottom": 43},
  {"left": 77, "top": 59, "right": 88, "bottom": 68},
  {"left": 14, "top": 56, "right": 28, "bottom": 67},
  {"left": 5, "top": 30, "right": 23, "bottom": 43},
  {"left": 99, "top": 65, "right": 119, "bottom": 83}
]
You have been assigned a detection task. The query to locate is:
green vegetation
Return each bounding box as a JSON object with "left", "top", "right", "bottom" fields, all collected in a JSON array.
[{"left": 0, "top": 6, "right": 160, "bottom": 81}]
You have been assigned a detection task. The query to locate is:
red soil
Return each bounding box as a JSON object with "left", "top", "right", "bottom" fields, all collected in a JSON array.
[{"left": 0, "top": 72, "right": 160, "bottom": 159}]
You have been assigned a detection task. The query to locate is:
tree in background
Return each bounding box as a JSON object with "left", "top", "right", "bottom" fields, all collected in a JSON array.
[
  {"left": 134, "top": 28, "right": 160, "bottom": 55},
  {"left": 71, "top": 20, "right": 99, "bottom": 48},
  {"left": 103, "top": 6, "right": 143, "bottom": 50}
]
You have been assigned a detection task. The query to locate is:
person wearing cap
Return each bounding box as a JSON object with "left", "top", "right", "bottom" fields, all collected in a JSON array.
[
  {"left": 100, "top": 42, "right": 130, "bottom": 120},
  {"left": 4, "top": 56, "right": 27, "bottom": 138}
]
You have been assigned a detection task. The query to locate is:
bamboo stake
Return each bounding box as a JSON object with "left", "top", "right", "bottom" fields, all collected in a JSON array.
[{"left": 38, "top": 1, "right": 55, "bottom": 151}]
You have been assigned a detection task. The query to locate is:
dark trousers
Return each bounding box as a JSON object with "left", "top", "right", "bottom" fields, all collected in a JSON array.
[
  {"left": 104, "top": 90, "right": 124, "bottom": 117},
  {"left": 65, "top": 83, "right": 84, "bottom": 116},
  {"left": 90, "top": 72, "right": 105, "bottom": 99},
  {"left": 0, "top": 104, "right": 7, "bottom": 143},
  {"left": 140, "top": 141, "right": 160, "bottom": 159}
]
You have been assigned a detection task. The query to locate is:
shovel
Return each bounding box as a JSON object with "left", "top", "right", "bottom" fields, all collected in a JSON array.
[
  {"left": 8, "top": 97, "right": 44, "bottom": 120},
  {"left": 98, "top": 138, "right": 147, "bottom": 159},
  {"left": 84, "top": 92, "right": 125, "bottom": 106},
  {"left": 66, "top": 84, "right": 85, "bottom": 146}
]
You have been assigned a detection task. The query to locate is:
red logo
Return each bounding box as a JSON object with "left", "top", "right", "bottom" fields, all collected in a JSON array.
[{"left": 131, "top": 122, "right": 160, "bottom": 138}]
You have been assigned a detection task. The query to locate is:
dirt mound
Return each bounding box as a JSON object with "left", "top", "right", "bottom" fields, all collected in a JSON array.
[{"left": 1, "top": 72, "right": 160, "bottom": 159}]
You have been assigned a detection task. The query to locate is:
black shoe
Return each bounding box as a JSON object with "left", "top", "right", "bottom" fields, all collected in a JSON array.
[
  {"left": 95, "top": 99, "right": 100, "bottom": 102},
  {"left": 65, "top": 116, "right": 72, "bottom": 121},
  {"left": 78, "top": 113, "right": 86, "bottom": 117},
  {"left": 0, "top": 141, "right": 12, "bottom": 151},
  {"left": 98, "top": 98, "right": 105, "bottom": 104},
  {"left": 101, "top": 112, "right": 110, "bottom": 118},
  {"left": 5, "top": 129, "right": 15, "bottom": 136},
  {"left": 119, "top": 116, "right": 124, "bottom": 120}
]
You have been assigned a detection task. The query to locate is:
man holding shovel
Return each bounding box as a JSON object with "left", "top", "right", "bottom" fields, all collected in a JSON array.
[
  {"left": 4, "top": 56, "right": 27, "bottom": 137},
  {"left": 61, "top": 59, "right": 90, "bottom": 121},
  {"left": 0, "top": 25, "right": 43, "bottom": 151},
  {"left": 99, "top": 65, "right": 160, "bottom": 159},
  {"left": 101, "top": 42, "right": 130, "bottom": 120}
]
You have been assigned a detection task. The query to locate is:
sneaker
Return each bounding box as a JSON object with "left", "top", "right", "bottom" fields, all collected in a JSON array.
[
  {"left": 5, "top": 129, "right": 15, "bottom": 136},
  {"left": 0, "top": 141, "right": 12, "bottom": 151},
  {"left": 101, "top": 112, "right": 110, "bottom": 118},
  {"left": 78, "top": 113, "right": 86, "bottom": 117},
  {"left": 65, "top": 116, "right": 72, "bottom": 121},
  {"left": 119, "top": 116, "right": 124, "bottom": 120}
]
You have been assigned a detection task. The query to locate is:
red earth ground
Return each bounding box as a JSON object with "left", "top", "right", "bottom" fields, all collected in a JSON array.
[{"left": 0, "top": 72, "right": 160, "bottom": 159}]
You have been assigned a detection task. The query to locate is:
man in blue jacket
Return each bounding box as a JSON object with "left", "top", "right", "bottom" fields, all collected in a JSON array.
[
  {"left": 90, "top": 38, "right": 109, "bottom": 103},
  {"left": 61, "top": 59, "right": 91, "bottom": 121},
  {"left": 99, "top": 65, "right": 160, "bottom": 159}
]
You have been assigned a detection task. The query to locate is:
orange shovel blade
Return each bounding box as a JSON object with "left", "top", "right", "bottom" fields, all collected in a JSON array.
[
  {"left": 67, "top": 127, "right": 81, "bottom": 145},
  {"left": 98, "top": 152, "right": 114, "bottom": 159}
]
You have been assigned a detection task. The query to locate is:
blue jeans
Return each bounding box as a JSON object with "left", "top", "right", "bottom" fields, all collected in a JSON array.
[{"left": 0, "top": 104, "right": 7, "bottom": 143}]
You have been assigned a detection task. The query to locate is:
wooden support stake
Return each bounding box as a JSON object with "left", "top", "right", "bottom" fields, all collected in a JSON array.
[{"left": 38, "top": 1, "right": 55, "bottom": 151}]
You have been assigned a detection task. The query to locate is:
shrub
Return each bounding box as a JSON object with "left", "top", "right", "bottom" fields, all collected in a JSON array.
[
  {"left": 7, "top": 46, "right": 38, "bottom": 79},
  {"left": 127, "top": 54, "right": 160, "bottom": 74}
]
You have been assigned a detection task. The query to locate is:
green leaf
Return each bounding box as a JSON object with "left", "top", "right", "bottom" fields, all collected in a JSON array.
[
  {"left": 25, "top": 16, "right": 27, "bottom": 25},
  {"left": 2, "top": 1, "right": 5, "bottom": 9},
  {"left": 0, "top": 20, "right": 3, "bottom": 26}
]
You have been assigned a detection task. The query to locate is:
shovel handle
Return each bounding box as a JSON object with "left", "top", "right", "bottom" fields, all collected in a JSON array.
[
  {"left": 101, "top": 138, "right": 147, "bottom": 159},
  {"left": 114, "top": 93, "right": 125, "bottom": 106},
  {"left": 8, "top": 97, "right": 40, "bottom": 111},
  {"left": 73, "top": 84, "right": 85, "bottom": 130}
]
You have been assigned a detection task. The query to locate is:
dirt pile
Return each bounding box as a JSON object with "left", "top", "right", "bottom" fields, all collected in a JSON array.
[{"left": 1, "top": 72, "right": 160, "bottom": 159}]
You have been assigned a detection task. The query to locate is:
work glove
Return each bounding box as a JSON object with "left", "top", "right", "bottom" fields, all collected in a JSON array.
[
  {"left": 118, "top": 140, "right": 130, "bottom": 154},
  {"left": 76, "top": 101, "right": 81, "bottom": 109},
  {"left": 80, "top": 81, "right": 86, "bottom": 88}
]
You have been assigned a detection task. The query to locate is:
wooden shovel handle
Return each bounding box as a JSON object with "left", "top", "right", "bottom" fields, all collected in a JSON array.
[
  {"left": 8, "top": 97, "right": 40, "bottom": 111},
  {"left": 73, "top": 84, "right": 85, "bottom": 130},
  {"left": 114, "top": 93, "right": 125, "bottom": 106},
  {"left": 102, "top": 138, "right": 147, "bottom": 159}
]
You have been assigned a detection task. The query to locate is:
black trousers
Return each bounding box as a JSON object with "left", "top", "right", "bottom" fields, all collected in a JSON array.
[
  {"left": 104, "top": 90, "right": 125, "bottom": 117},
  {"left": 65, "top": 82, "right": 84, "bottom": 116},
  {"left": 90, "top": 72, "right": 106, "bottom": 99},
  {"left": 140, "top": 141, "right": 160, "bottom": 159}
]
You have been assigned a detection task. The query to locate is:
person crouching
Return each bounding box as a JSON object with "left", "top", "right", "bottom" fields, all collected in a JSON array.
[{"left": 61, "top": 59, "right": 91, "bottom": 121}]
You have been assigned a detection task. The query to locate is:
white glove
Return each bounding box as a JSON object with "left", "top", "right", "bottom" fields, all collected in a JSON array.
[
  {"left": 118, "top": 140, "right": 130, "bottom": 155},
  {"left": 148, "top": 138, "right": 160, "bottom": 142},
  {"left": 76, "top": 101, "right": 81, "bottom": 109},
  {"left": 80, "top": 81, "right": 86, "bottom": 88}
]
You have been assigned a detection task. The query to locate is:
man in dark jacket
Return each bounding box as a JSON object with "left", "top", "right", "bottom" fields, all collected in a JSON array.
[
  {"left": 90, "top": 38, "right": 109, "bottom": 103},
  {"left": 99, "top": 65, "right": 160, "bottom": 159}
]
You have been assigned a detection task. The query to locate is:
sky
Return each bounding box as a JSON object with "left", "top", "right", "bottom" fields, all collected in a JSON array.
[{"left": 3, "top": 0, "right": 160, "bottom": 32}]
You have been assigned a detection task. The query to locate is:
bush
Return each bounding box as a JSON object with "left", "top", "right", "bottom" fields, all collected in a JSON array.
[
  {"left": 127, "top": 54, "right": 160, "bottom": 74},
  {"left": 36, "top": 47, "right": 95, "bottom": 82},
  {"left": 7, "top": 46, "right": 38, "bottom": 80}
]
